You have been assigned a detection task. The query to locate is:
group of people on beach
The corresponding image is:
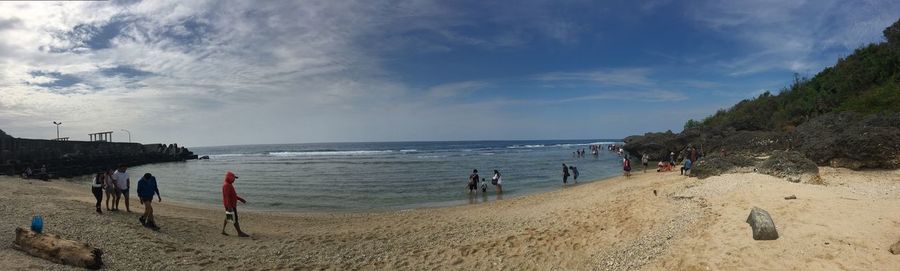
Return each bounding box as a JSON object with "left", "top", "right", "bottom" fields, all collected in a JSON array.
[
  {"left": 562, "top": 163, "right": 580, "bottom": 184},
  {"left": 467, "top": 169, "right": 503, "bottom": 195},
  {"left": 20, "top": 165, "right": 49, "bottom": 180},
  {"left": 565, "top": 144, "right": 703, "bottom": 183},
  {"left": 89, "top": 165, "right": 162, "bottom": 230},
  {"left": 83, "top": 166, "right": 250, "bottom": 236},
  {"left": 651, "top": 146, "right": 702, "bottom": 176}
]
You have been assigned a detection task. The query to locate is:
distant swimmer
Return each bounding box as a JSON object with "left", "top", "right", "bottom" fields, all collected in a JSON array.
[{"left": 562, "top": 164, "right": 570, "bottom": 184}]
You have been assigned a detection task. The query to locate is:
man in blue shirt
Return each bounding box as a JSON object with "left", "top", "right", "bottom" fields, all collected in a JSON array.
[{"left": 137, "top": 173, "right": 162, "bottom": 230}]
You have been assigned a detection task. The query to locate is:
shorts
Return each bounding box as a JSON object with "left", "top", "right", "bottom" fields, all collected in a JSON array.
[
  {"left": 468, "top": 184, "right": 477, "bottom": 190},
  {"left": 643, "top": 162, "right": 648, "bottom": 166},
  {"left": 118, "top": 189, "right": 129, "bottom": 195},
  {"left": 624, "top": 167, "right": 632, "bottom": 172},
  {"left": 140, "top": 197, "right": 153, "bottom": 203}
]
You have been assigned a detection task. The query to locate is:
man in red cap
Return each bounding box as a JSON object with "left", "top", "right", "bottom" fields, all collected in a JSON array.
[{"left": 221, "top": 171, "right": 249, "bottom": 237}]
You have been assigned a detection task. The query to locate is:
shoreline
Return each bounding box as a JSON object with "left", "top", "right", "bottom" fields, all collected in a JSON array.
[
  {"left": 2, "top": 167, "right": 899, "bottom": 270},
  {"left": 63, "top": 166, "right": 625, "bottom": 214}
]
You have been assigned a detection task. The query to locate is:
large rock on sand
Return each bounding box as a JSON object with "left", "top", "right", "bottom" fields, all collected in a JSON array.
[{"left": 746, "top": 207, "right": 779, "bottom": 240}]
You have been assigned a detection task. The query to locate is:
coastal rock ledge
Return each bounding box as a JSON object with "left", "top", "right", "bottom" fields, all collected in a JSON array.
[
  {"left": 0, "top": 129, "right": 197, "bottom": 178},
  {"left": 624, "top": 112, "right": 900, "bottom": 180}
]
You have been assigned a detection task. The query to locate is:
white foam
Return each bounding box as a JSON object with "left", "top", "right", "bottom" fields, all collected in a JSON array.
[
  {"left": 268, "top": 150, "right": 394, "bottom": 156},
  {"left": 506, "top": 144, "right": 546, "bottom": 149}
]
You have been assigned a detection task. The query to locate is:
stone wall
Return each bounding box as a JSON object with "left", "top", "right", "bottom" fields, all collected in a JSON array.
[{"left": 0, "top": 129, "right": 196, "bottom": 178}]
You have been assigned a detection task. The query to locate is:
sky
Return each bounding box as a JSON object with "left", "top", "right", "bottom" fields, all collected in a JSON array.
[{"left": 0, "top": 0, "right": 898, "bottom": 147}]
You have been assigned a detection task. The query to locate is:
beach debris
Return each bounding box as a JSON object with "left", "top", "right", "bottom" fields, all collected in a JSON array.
[
  {"left": 653, "top": 189, "right": 657, "bottom": 196},
  {"left": 784, "top": 195, "right": 797, "bottom": 200},
  {"left": 13, "top": 227, "right": 103, "bottom": 269},
  {"left": 746, "top": 207, "right": 779, "bottom": 240},
  {"left": 891, "top": 240, "right": 900, "bottom": 255}
]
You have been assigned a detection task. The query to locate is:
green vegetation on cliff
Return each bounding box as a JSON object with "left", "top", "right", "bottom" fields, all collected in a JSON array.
[{"left": 690, "top": 18, "right": 900, "bottom": 132}]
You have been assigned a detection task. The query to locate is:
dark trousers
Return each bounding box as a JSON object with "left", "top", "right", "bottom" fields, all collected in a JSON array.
[{"left": 91, "top": 187, "right": 103, "bottom": 209}]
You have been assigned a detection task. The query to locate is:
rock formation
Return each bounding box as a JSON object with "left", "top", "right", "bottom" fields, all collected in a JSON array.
[
  {"left": 0, "top": 131, "right": 197, "bottom": 177},
  {"left": 746, "top": 207, "right": 779, "bottom": 240}
]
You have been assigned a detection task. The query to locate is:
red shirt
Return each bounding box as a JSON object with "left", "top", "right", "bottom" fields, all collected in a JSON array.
[{"left": 222, "top": 171, "right": 244, "bottom": 209}]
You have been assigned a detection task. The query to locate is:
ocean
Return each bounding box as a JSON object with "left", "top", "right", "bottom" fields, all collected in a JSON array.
[{"left": 127, "top": 140, "right": 626, "bottom": 212}]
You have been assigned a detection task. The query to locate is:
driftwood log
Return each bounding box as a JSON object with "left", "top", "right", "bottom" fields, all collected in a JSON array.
[
  {"left": 746, "top": 207, "right": 779, "bottom": 240},
  {"left": 13, "top": 227, "right": 103, "bottom": 269}
]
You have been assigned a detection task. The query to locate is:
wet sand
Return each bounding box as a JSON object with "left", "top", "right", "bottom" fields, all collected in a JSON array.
[{"left": 1, "top": 167, "right": 898, "bottom": 270}]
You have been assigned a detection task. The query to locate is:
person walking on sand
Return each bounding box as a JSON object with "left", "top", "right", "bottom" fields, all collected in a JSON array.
[
  {"left": 491, "top": 170, "right": 503, "bottom": 193},
  {"left": 468, "top": 169, "right": 480, "bottom": 194},
  {"left": 623, "top": 157, "right": 632, "bottom": 177},
  {"left": 222, "top": 171, "right": 249, "bottom": 237},
  {"left": 562, "top": 164, "right": 570, "bottom": 184},
  {"left": 668, "top": 151, "right": 676, "bottom": 167},
  {"left": 91, "top": 172, "right": 104, "bottom": 214},
  {"left": 104, "top": 169, "right": 115, "bottom": 211},
  {"left": 137, "top": 173, "right": 162, "bottom": 230},
  {"left": 111, "top": 165, "right": 131, "bottom": 212},
  {"left": 642, "top": 154, "right": 650, "bottom": 173}
]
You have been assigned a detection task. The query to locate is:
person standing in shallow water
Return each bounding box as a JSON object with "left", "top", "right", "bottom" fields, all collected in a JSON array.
[
  {"left": 568, "top": 166, "right": 579, "bottom": 183},
  {"left": 468, "top": 169, "right": 479, "bottom": 194},
  {"left": 562, "top": 164, "right": 570, "bottom": 184},
  {"left": 222, "top": 171, "right": 249, "bottom": 237},
  {"left": 491, "top": 170, "right": 503, "bottom": 193}
]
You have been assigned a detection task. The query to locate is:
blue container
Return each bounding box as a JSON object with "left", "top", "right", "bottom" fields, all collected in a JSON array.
[{"left": 31, "top": 216, "right": 43, "bottom": 233}]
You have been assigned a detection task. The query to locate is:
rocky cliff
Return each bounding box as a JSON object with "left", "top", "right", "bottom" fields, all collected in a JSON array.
[
  {"left": 0, "top": 129, "right": 197, "bottom": 178},
  {"left": 623, "top": 112, "right": 900, "bottom": 181}
]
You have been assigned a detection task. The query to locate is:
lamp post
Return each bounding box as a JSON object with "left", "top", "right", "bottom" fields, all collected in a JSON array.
[
  {"left": 120, "top": 129, "right": 131, "bottom": 142},
  {"left": 52, "top": 121, "right": 62, "bottom": 140}
]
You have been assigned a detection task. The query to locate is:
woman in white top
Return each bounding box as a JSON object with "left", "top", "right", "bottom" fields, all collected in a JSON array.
[{"left": 491, "top": 170, "right": 503, "bottom": 193}]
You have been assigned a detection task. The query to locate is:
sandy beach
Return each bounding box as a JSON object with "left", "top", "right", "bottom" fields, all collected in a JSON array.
[{"left": 1, "top": 167, "right": 899, "bottom": 270}]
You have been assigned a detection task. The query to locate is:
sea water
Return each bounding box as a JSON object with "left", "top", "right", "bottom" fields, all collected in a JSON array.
[{"left": 128, "top": 140, "right": 626, "bottom": 212}]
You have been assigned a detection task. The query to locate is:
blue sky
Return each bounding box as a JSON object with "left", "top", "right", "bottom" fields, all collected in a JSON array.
[{"left": 0, "top": 0, "right": 898, "bottom": 146}]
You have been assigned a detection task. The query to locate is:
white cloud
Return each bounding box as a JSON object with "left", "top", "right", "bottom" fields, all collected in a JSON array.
[
  {"left": 534, "top": 68, "right": 654, "bottom": 87},
  {"left": 688, "top": 0, "right": 900, "bottom": 76},
  {"left": 426, "top": 81, "right": 489, "bottom": 99}
]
